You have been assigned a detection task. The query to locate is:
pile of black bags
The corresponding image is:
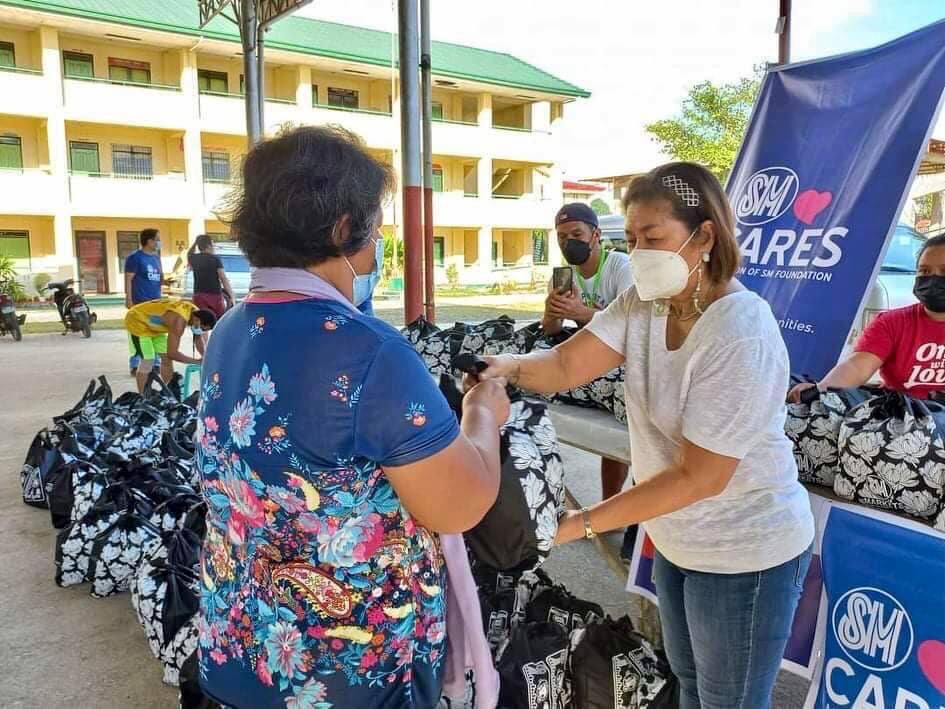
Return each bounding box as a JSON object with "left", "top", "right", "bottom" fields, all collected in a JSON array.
[
  {"left": 404, "top": 317, "right": 627, "bottom": 425},
  {"left": 473, "top": 563, "right": 677, "bottom": 709},
  {"left": 785, "top": 383, "right": 945, "bottom": 529},
  {"left": 19, "top": 374, "right": 207, "bottom": 688}
]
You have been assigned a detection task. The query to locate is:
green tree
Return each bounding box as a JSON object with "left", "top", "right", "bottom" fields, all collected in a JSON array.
[
  {"left": 645, "top": 70, "right": 762, "bottom": 182},
  {"left": 590, "top": 198, "right": 612, "bottom": 216}
]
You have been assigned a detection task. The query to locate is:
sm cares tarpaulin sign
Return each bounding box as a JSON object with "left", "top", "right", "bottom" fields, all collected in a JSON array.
[{"left": 727, "top": 20, "right": 945, "bottom": 379}]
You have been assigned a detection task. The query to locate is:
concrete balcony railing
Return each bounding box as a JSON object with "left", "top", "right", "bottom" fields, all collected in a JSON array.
[
  {"left": 490, "top": 125, "right": 555, "bottom": 163},
  {"left": 69, "top": 172, "right": 196, "bottom": 218},
  {"left": 306, "top": 104, "right": 397, "bottom": 149},
  {"left": 0, "top": 65, "right": 49, "bottom": 117},
  {"left": 199, "top": 91, "right": 301, "bottom": 135},
  {"left": 433, "top": 191, "right": 483, "bottom": 226},
  {"left": 63, "top": 76, "right": 189, "bottom": 130},
  {"left": 0, "top": 167, "right": 61, "bottom": 215},
  {"left": 488, "top": 193, "right": 557, "bottom": 229},
  {"left": 203, "top": 179, "right": 237, "bottom": 215}
]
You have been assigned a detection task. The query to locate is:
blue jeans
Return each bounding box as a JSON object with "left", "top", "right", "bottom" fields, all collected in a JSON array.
[{"left": 653, "top": 546, "right": 812, "bottom": 709}]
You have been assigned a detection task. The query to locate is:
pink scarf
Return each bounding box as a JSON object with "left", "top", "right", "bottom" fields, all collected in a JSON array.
[{"left": 249, "top": 267, "right": 499, "bottom": 708}]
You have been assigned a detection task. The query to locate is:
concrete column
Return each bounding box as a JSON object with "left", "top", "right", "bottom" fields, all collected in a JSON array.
[
  {"left": 40, "top": 27, "right": 73, "bottom": 274},
  {"left": 478, "top": 92, "right": 492, "bottom": 130},
  {"left": 477, "top": 225, "right": 493, "bottom": 276},
  {"left": 296, "top": 66, "right": 312, "bottom": 113},
  {"left": 180, "top": 50, "right": 205, "bottom": 241},
  {"left": 532, "top": 101, "right": 551, "bottom": 133}
]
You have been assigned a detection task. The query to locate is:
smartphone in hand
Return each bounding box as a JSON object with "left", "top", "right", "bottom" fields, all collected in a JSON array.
[{"left": 552, "top": 266, "right": 573, "bottom": 294}]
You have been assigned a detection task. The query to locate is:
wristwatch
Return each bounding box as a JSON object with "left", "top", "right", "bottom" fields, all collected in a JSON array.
[{"left": 580, "top": 506, "right": 596, "bottom": 540}]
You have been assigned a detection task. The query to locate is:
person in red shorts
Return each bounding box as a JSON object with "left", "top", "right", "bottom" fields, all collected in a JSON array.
[
  {"left": 791, "top": 234, "right": 945, "bottom": 401},
  {"left": 187, "top": 234, "right": 235, "bottom": 318}
]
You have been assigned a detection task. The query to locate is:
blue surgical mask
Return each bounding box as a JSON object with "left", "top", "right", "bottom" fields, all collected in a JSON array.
[
  {"left": 191, "top": 326, "right": 204, "bottom": 336},
  {"left": 345, "top": 237, "right": 384, "bottom": 307}
]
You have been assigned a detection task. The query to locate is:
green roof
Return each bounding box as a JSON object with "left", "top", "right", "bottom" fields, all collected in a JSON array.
[{"left": 0, "top": 0, "right": 590, "bottom": 97}]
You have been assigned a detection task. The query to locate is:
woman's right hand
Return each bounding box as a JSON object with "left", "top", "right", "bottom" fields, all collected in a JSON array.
[
  {"left": 462, "top": 355, "right": 520, "bottom": 390},
  {"left": 788, "top": 382, "right": 817, "bottom": 404},
  {"left": 463, "top": 378, "right": 511, "bottom": 427}
]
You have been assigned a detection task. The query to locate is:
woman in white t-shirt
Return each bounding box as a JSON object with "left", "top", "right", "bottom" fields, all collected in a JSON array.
[{"left": 475, "top": 162, "right": 814, "bottom": 709}]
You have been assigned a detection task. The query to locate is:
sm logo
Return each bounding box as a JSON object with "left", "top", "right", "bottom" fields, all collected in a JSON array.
[
  {"left": 833, "top": 587, "right": 914, "bottom": 672},
  {"left": 733, "top": 166, "right": 799, "bottom": 226}
]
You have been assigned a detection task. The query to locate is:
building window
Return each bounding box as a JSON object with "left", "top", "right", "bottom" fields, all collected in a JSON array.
[
  {"left": 108, "top": 57, "right": 151, "bottom": 84},
  {"left": 0, "top": 231, "right": 30, "bottom": 270},
  {"left": 117, "top": 231, "right": 139, "bottom": 272},
  {"left": 198, "top": 69, "right": 228, "bottom": 93},
  {"left": 432, "top": 101, "right": 443, "bottom": 119},
  {"left": 69, "top": 141, "right": 100, "bottom": 174},
  {"left": 0, "top": 41, "right": 15, "bottom": 68},
  {"left": 432, "top": 165, "right": 444, "bottom": 193},
  {"left": 112, "top": 144, "right": 153, "bottom": 179},
  {"left": 0, "top": 135, "right": 23, "bottom": 170},
  {"left": 202, "top": 151, "right": 231, "bottom": 182},
  {"left": 206, "top": 232, "right": 232, "bottom": 242},
  {"left": 532, "top": 230, "right": 548, "bottom": 265},
  {"left": 62, "top": 51, "right": 94, "bottom": 79},
  {"left": 461, "top": 96, "right": 478, "bottom": 123},
  {"left": 433, "top": 236, "right": 445, "bottom": 266},
  {"left": 312, "top": 84, "right": 319, "bottom": 104},
  {"left": 327, "top": 87, "right": 359, "bottom": 109},
  {"left": 491, "top": 241, "right": 499, "bottom": 268}
]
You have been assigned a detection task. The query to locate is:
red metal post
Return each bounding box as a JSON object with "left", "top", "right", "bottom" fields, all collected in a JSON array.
[{"left": 398, "top": 0, "right": 423, "bottom": 323}]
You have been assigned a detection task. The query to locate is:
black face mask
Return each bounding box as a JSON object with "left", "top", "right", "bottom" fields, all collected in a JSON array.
[
  {"left": 562, "top": 239, "right": 592, "bottom": 266},
  {"left": 914, "top": 275, "right": 945, "bottom": 313}
]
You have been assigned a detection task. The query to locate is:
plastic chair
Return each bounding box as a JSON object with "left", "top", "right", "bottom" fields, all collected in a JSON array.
[{"left": 182, "top": 364, "right": 201, "bottom": 399}]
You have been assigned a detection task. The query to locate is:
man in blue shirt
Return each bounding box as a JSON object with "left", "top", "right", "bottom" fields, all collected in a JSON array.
[{"left": 124, "top": 228, "right": 171, "bottom": 374}]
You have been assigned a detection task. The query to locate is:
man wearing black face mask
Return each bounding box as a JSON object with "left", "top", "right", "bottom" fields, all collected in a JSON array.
[
  {"left": 541, "top": 202, "right": 634, "bottom": 518},
  {"left": 790, "top": 233, "right": 945, "bottom": 402},
  {"left": 542, "top": 203, "right": 633, "bottom": 337}
]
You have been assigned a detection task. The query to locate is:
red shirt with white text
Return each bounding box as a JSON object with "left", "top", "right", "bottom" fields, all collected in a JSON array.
[{"left": 856, "top": 303, "right": 945, "bottom": 399}]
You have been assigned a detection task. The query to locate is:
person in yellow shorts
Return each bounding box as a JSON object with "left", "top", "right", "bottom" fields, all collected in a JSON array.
[{"left": 125, "top": 298, "right": 217, "bottom": 393}]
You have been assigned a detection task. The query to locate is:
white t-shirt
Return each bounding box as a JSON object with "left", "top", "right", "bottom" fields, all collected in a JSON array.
[
  {"left": 586, "top": 288, "right": 815, "bottom": 573},
  {"left": 548, "top": 250, "right": 634, "bottom": 310}
]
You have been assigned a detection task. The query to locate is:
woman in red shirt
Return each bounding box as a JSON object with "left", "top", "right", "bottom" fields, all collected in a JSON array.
[{"left": 791, "top": 234, "right": 945, "bottom": 401}]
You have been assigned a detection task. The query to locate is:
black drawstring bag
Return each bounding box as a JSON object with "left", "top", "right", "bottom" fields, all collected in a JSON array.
[
  {"left": 569, "top": 616, "right": 678, "bottom": 709},
  {"left": 441, "top": 363, "right": 565, "bottom": 570},
  {"left": 55, "top": 376, "right": 113, "bottom": 425},
  {"left": 20, "top": 429, "right": 64, "bottom": 508},
  {"left": 525, "top": 584, "right": 605, "bottom": 631},
  {"left": 88, "top": 512, "right": 163, "bottom": 598},
  {"left": 178, "top": 651, "right": 224, "bottom": 709},
  {"left": 784, "top": 382, "right": 880, "bottom": 487},
  {"left": 458, "top": 316, "right": 517, "bottom": 357},
  {"left": 496, "top": 622, "right": 571, "bottom": 709},
  {"left": 836, "top": 392, "right": 945, "bottom": 519}
]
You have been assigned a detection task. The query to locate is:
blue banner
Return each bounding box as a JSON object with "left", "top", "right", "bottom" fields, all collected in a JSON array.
[
  {"left": 810, "top": 506, "right": 945, "bottom": 709},
  {"left": 727, "top": 21, "right": 945, "bottom": 379}
]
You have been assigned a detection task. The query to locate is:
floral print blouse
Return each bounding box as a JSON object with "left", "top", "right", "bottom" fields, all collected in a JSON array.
[{"left": 195, "top": 297, "right": 459, "bottom": 709}]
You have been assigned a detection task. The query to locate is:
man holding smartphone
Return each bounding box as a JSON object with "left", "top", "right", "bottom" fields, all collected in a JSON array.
[{"left": 541, "top": 203, "right": 634, "bottom": 543}]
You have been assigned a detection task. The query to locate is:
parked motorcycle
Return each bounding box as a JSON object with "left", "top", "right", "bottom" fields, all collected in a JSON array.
[
  {"left": 0, "top": 290, "right": 25, "bottom": 341},
  {"left": 46, "top": 279, "right": 97, "bottom": 338}
]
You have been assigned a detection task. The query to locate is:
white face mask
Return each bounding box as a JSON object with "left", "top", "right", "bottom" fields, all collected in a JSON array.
[{"left": 629, "top": 228, "right": 700, "bottom": 301}]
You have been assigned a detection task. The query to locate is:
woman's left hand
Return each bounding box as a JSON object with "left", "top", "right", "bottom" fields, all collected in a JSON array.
[{"left": 554, "top": 509, "right": 585, "bottom": 546}]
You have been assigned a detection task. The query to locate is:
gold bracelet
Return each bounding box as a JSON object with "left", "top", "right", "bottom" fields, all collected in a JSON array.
[{"left": 580, "top": 506, "right": 596, "bottom": 540}]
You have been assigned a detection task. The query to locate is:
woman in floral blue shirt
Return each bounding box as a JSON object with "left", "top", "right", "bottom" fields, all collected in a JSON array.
[{"left": 196, "top": 125, "right": 509, "bottom": 708}]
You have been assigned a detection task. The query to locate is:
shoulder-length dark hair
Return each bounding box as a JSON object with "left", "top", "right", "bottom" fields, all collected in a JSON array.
[
  {"left": 623, "top": 162, "right": 741, "bottom": 284},
  {"left": 227, "top": 125, "right": 395, "bottom": 268}
]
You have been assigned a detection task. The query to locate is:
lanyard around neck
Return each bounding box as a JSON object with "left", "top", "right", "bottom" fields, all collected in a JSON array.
[{"left": 575, "top": 249, "right": 608, "bottom": 306}]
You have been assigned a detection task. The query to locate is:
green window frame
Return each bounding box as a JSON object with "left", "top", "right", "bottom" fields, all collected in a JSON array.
[
  {"left": 433, "top": 236, "right": 445, "bottom": 266},
  {"left": 532, "top": 230, "right": 548, "bottom": 265},
  {"left": 432, "top": 165, "right": 444, "bottom": 193},
  {"left": 432, "top": 101, "right": 443, "bottom": 120},
  {"left": 108, "top": 57, "right": 151, "bottom": 84},
  {"left": 0, "top": 230, "right": 30, "bottom": 270},
  {"left": 198, "top": 69, "right": 228, "bottom": 93},
  {"left": 69, "top": 141, "right": 100, "bottom": 174},
  {"left": 0, "top": 41, "right": 15, "bottom": 68},
  {"left": 112, "top": 144, "right": 153, "bottom": 178},
  {"left": 0, "top": 135, "right": 23, "bottom": 170},
  {"left": 202, "top": 151, "right": 231, "bottom": 183},
  {"left": 63, "top": 51, "right": 94, "bottom": 79},
  {"left": 327, "top": 87, "right": 359, "bottom": 109}
]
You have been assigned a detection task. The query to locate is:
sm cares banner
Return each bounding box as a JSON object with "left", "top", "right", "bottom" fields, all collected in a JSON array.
[
  {"left": 807, "top": 506, "right": 945, "bottom": 709},
  {"left": 726, "top": 20, "right": 945, "bottom": 379}
]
